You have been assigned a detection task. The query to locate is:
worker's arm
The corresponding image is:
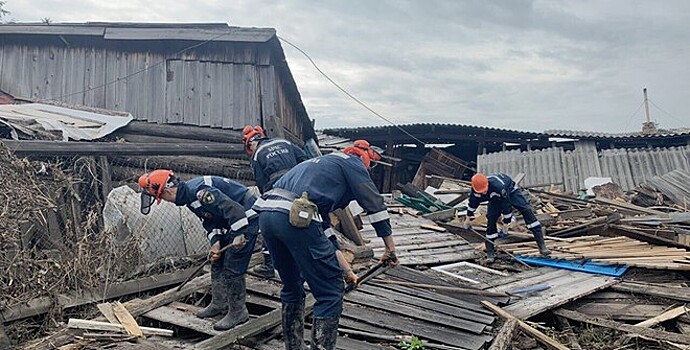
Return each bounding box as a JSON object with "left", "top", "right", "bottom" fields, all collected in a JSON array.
[
  {"left": 197, "top": 187, "right": 249, "bottom": 244},
  {"left": 293, "top": 144, "right": 308, "bottom": 163},
  {"left": 251, "top": 159, "right": 269, "bottom": 194}
]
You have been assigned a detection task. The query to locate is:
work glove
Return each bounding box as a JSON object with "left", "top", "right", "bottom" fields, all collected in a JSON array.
[
  {"left": 462, "top": 216, "right": 473, "bottom": 230},
  {"left": 209, "top": 242, "right": 222, "bottom": 263},
  {"left": 230, "top": 234, "right": 247, "bottom": 249},
  {"left": 380, "top": 250, "right": 399, "bottom": 267},
  {"left": 499, "top": 216, "right": 513, "bottom": 238}
]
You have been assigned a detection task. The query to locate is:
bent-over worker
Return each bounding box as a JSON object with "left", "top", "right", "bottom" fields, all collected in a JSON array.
[
  {"left": 465, "top": 173, "right": 551, "bottom": 263},
  {"left": 139, "top": 170, "right": 258, "bottom": 331}
]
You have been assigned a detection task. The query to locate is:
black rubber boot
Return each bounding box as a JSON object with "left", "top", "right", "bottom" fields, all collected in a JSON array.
[
  {"left": 311, "top": 317, "right": 339, "bottom": 350},
  {"left": 253, "top": 252, "right": 276, "bottom": 278},
  {"left": 532, "top": 227, "right": 552, "bottom": 256},
  {"left": 196, "top": 269, "right": 227, "bottom": 318},
  {"left": 485, "top": 239, "right": 496, "bottom": 263},
  {"left": 282, "top": 299, "right": 309, "bottom": 350},
  {"left": 214, "top": 275, "right": 250, "bottom": 331}
]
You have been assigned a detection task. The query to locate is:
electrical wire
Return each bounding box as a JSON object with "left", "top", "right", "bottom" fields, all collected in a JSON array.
[
  {"left": 277, "top": 35, "right": 429, "bottom": 147},
  {"left": 621, "top": 100, "right": 645, "bottom": 132},
  {"left": 648, "top": 99, "right": 687, "bottom": 125}
]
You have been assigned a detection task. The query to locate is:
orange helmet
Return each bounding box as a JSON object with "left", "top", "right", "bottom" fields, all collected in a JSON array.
[
  {"left": 138, "top": 169, "right": 178, "bottom": 215},
  {"left": 343, "top": 139, "right": 381, "bottom": 169},
  {"left": 242, "top": 125, "right": 266, "bottom": 156},
  {"left": 471, "top": 173, "right": 489, "bottom": 194}
]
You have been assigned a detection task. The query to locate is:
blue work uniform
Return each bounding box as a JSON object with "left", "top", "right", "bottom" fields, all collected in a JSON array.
[
  {"left": 252, "top": 153, "right": 392, "bottom": 318},
  {"left": 174, "top": 176, "right": 259, "bottom": 276},
  {"left": 467, "top": 173, "right": 540, "bottom": 240},
  {"left": 251, "top": 138, "right": 308, "bottom": 194}
]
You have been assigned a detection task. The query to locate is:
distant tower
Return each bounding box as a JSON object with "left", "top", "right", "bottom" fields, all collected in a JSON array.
[{"left": 641, "top": 88, "right": 658, "bottom": 134}]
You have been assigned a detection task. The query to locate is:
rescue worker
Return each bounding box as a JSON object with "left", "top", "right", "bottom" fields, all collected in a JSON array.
[
  {"left": 138, "top": 170, "right": 258, "bottom": 331},
  {"left": 253, "top": 140, "right": 398, "bottom": 350},
  {"left": 464, "top": 173, "right": 551, "bottom": 263},
  {"left": 243, "top": 125, "right": 307, "bottom": 278}
]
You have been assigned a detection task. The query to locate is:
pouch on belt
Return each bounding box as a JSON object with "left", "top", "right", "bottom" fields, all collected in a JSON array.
[{"left": 289, "top": 192, "right": 317, "bottom": 228}]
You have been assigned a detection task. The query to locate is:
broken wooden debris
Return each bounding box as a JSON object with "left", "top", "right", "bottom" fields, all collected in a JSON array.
[
  {"left": 487, "top": 319, "right": 519, "bottom": 350},
  {"left": 481, "top": 301, "right": 569, "bottom": 350},
  {"left": 554, "top": 308, "right": 690, "bottom": 345},
  {"left": 555, "top": 316, "right": 583, "bottom": 350},
  {"left": 377, "top": 280, "right": 514, "bottom": 298},
  {"left": 611, "top": 281, "right": 690, "bottom": 302},
  {"left": 67, "top": 319, "right": 172, "bottom": 337},
  {"left": 112, "top": 301, "right": 144, "bottom": 337},
  {"left": 635, "top": 305, "right": 690, "bottom": 328}
]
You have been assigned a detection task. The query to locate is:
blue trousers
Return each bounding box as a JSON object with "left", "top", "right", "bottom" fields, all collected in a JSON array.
[
  {"left": 259, "top": 210, "right": 344, "bottom": 317},
  {"left": 212, "top": 219, "right": 259, "bottom": 277},
  {"left": 487, "top": 189, "right": 539, "bottom": 238}
]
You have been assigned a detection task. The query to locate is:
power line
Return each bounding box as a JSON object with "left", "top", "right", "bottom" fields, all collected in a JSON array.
[
  {"left": 621, "top": 100, "right": 645, "bottom": 132},
  {"left": 51, "top": 30, "right": 234, "bottom": 101},
  {"left": 648, "top": 99, "right": 687, "bottom": 125},
  {"left": 277, "top": 35, "right": 429, "bottom": 147}
]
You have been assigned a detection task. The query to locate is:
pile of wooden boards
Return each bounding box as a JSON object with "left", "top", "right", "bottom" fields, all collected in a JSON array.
[{"left": 501, "top": 235, "right": 690, "bottom": 270}]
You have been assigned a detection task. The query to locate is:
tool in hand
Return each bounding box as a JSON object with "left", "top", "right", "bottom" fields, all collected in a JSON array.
[
  {"left": 176, "top": 244, "right": 232, "bottom": 291},
  {"left": 345, "top": 255, "right": 397, "bottom": 293}
]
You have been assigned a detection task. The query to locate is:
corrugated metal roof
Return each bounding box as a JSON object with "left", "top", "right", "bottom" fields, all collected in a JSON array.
[
  {"left": 0, "top": 103, "right": 133, "bottom": 141},
  {"left": 324, "top": 123, "right": 544, "bottom": 136},
  {"left": 545, "top": 128, "right": 690, "bottom": 139},
  {"left": 0, "top": 23, "right": 275, "bottom": 42}
]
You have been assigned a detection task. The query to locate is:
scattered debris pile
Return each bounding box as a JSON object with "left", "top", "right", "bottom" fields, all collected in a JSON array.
[{"left": 0, "top": 141, "right": 142, "bottom": 344}]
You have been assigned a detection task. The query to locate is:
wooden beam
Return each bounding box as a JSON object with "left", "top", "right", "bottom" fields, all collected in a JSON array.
[
  {"left": 3, "top": 140, "right": 245, "bottom": 157},
  {"left": 488, "top": 319, "right": 519, "bottom": 350},
  {"left": 481, "top": 301, "right": 569, "bottom": 350},
  {"left": 612, "top": 282, "right": 690, "bottom": 302},
  {"left": 1, "top": 268, "right": 198, "bottom": 323},
  {"left": 193, "top": 295, "right": 315, "bottom": 350},
  {"left": 67, "top": 319, "right": 172, "bottom": 337},
  {"left": 334, "top": 208, "right": 365, "bottom": 246},
  {"left": 635, "top": 306, "right": 690, "bottom": 328},
  {"left": 554, "top": 309, "right": 690, "bottom": 345},
  {"left": 117, "top": 121, "right": 243, "bottom": 143}
]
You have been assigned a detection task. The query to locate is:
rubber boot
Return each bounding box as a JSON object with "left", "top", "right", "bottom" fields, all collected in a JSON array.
[
  {"left": 282, "top": 299, "right": 309, "bottom": 350},
  {"left": 196, "top": 269, "right": 227, "bottom": 318},
  {"left": 253, "top": 252, "right": 276, "bottom": 279},
  {"left": 311, "top": 317, "right": 339, "bottom": 350},
  {"left": 214, "top": 275, "right": 250, "bottom": 331},
  {"left": 532, "top": 227, "right": 552, "bottom": 256},
  {"left": 485, "top": 240, "right": 496, "bottom": 264}
]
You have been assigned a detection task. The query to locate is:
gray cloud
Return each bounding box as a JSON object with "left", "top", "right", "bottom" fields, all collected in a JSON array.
[{"left": 4, "top": 0, "right": 690, "bottom": 132}]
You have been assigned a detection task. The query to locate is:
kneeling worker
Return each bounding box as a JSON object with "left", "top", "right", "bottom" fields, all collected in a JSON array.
[
  {"left": 139, "top": 170, "right": 258, "bottom": 330},
  {"left": 465, "top": 172, "right": 551, "bottom": 263},
  {"left": 253, "top": 140, "right": 398, "bottom": 350}
]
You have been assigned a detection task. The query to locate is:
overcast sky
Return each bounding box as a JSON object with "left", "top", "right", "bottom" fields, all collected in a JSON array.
[{"left": 5, "top": 0, "right": 690, "bottom": 132}]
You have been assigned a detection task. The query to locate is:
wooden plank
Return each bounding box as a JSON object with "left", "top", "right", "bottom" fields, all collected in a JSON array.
[
  {"left": 96, "top": 303, "right": 119, "bottom": 324},
  {"left": 501, "top": 272, "right": 620, "bottom": 319},
  {"left": 67, "top": 319, "right": 172, "bottom": 337},
  {"left": 143, "top": 305, "right": 221, "bottom": 336},
  {"left": 342, "top": 302, "right": 491, "bottom": 349},
  {"left": 334, "top": 208, "right": 365, "bottom": 246},
  {"left": 1, "top": 268, "right": 198, "bottom": 323},
  {"left": 612, "top": 282, "right": 690, "bottom": 301},
  {"left": 193, "top": 295, "right": 315, "bottom": 350},
  {"left": 345, "top": 290, "right": 486, "bottom": 334},
  {"left": 555, "top": 308, "right": 690, "bottom": 345},
  {"left": 481, "top": 301, "right": 569, "bottom": 350},
  {"left": 4, "top": 140, "right": 245, "bottom": 157},
  {"left": 420, "top": 223, "right": 447, "bottom": 232},
  {"left": 575, "top": 303, "right": 669, "bottom": 322},
  {"left": 488, "top": 319, "right": 519, "bottom": 350},
  {"left": 635, "top": 306, "right": 690, "bottom": 328},
  {"left": 357, "top": 284, "right": 494, "bottom": 324},
  {"left": 112, "top": 301, "right": 144, "bottom": 337},
  {"left": 377, "top": 280, "right": 511, "bottom": 298}
]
